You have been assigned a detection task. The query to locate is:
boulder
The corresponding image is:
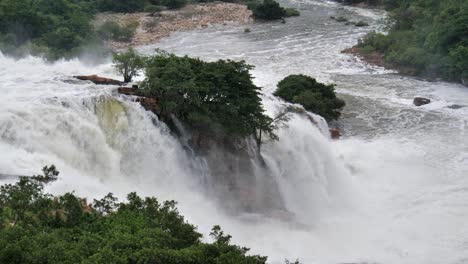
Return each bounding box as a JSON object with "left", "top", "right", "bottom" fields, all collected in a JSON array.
[
  {"left": 74, "top": 75, "right": 122, "bottom": 85},
  {"left": 329, "top": 128, "right": 341, "bottom": 139},
  {"left": 413, "top": 97, "right": 431, "bottom": 106}
]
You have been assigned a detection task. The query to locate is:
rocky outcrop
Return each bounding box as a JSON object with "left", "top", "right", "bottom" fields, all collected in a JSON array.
[
  {"left": 95, "top": 3, "right": 253, "bottom": 50},
  {"left": 413, "top": 97, "right": 431, "bottom": 106},
  {"left": 74, "top": 75, "right": 122, "bottom": 85},
  {"left": 329, "top": 128, "right": 341, "bottom": 139},
  {"left": 136, "top": 97, "right": 160, "bottom": 114},
  {"left": 117, "top": 86, "right": 138, "bottom": 96},
  {"left": 116, "top": 86, "right": 161, "bottom": 114}
]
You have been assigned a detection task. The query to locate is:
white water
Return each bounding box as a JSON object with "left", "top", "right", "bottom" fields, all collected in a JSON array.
[{"left": 1, "top": 0, "right": 468, "bottom": 263}]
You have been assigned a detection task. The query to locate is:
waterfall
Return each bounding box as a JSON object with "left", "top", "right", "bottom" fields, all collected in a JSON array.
[{"left": 2, "top": 0, "right": 468, "bottom": 261}]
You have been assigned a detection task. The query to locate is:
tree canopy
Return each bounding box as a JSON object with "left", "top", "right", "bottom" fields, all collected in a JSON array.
[
  {"left": 138, "top": 53, "right": 276, "bottom": 145},
  {"left": 274, "top": 75, "right": 345, "bottom": 121},
  {"left": 113, "top": 48, "right": 146, "bottom": 83},
  {"left": 0, "top": 166, "right": 267, "bottom": 263}
]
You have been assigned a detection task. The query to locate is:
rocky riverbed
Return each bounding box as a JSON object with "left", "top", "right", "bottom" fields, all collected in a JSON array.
[{"left": 94, "top": 3, "right": 253, "bottom": 50}]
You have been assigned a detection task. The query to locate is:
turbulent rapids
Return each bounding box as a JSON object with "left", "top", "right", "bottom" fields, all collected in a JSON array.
[{"left": 1, "top": 0, "right": 468, "bottom": 263}]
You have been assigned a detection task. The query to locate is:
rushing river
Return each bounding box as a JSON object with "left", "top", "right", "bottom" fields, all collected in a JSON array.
[{"left": 1, "top": 0, "right": 468, "bottom": 263}]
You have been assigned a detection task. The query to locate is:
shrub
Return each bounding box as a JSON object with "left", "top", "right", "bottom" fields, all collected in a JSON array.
[
  {"left": 285, "top": 8, "right": 300, "bottom": 17},
  {"left": 252, "top": 0, "right": 286, "bottom": 20},
  {"left": 354, "top": 20, "right": 369, "bottom": 27},
  {"left": 113, "top": 48, "right": 146, "bottom": 83},
  {"left": 244, "top": 28, "right": 251, "bottom": 33},
  {"left": 335, "top": 16, "right": 348, "bottom": 22},
  {"left": 274, "top": 75, "right": 345, "bottom": 121}
]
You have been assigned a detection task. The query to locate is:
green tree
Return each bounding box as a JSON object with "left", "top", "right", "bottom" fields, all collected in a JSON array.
[
  {"left": 274, "top": 75, "right": 345, "bottom": 121},
  {"left": 112, "top": 48, "right": 146, "bottom": 83},
  {"left": 252, "top": 0, "right": 287, "bottom": 20},
  {"left": 0, "top": 167, "right": 269, "bottom": 263},
  {"left": 139, "top": 53, "right": 277, "bottom": 148}
]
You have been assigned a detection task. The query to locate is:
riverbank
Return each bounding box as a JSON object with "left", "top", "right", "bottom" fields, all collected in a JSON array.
[
  {"left": 95, "top": 3, "right": 253, "bottom": 50},
  {"left": 342, "top": 47, "right": 420, "bottom": 77}
]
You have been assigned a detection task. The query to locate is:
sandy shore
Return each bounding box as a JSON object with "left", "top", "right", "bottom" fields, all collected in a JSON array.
[{"left": 95, "top": 3, "right": 253, "bottom": 50}]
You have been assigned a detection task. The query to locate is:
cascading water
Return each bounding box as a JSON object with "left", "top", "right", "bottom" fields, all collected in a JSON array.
[{"left": 1, "top": 0, "right": 468, "bottom": 263}]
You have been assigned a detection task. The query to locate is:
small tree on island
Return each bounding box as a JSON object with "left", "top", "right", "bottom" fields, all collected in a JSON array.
[
  {"left": 112, "top": 48, "right": 146, "bottom": 83},
  {"left": 274, "top": 75, "right": 345, "bottom": 121}
]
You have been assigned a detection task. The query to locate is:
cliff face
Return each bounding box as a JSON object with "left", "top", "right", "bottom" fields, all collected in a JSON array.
[
  {"left": 186, "top": 129, "right": 286, "bottom": 213},
  {"left": 118, "top": 86, "right": 286, "bottom": 213}
]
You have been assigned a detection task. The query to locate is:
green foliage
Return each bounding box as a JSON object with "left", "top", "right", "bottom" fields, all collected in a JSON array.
[
  {"left": 357, "top": 0, "right": 468, "bottom": 82},
  {"left": 139, "top": 53, "right": 276, "bottom": 146},
  {"left": 0, "top": 167, "right": 268, "bottom": 263},
  {"left": 252, "top": 0, "right": 287, "bottom": 20},
  {"left": 285, "top": 8, "right": 300, "bottom": 17},
  {"left": 335, "top": 16, "right": 348, "bottom": 22},
  {"left": 112, "top": 48, "right": 146, "bottom": 83},
  {"left": 97, "top": 21, "right": 138, "bottom": 42},
  {"left": 0, "top": 0, "right": 96, "bottom": 59},
  {"left": 274, "top": 75, "right": 345, "bottom": 121},
  {"left": 354, "top": 20, "right": 369, "bottom": 27}
]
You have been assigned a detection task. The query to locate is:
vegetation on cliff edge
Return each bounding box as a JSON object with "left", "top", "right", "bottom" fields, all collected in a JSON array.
[{"left": 137, "top": 53, "right": 277, "bottom": 148}]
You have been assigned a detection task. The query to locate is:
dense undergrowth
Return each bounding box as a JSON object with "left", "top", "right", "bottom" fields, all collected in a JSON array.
[{"left": 354, "top": 0, "right": 467, "bottom": 83}]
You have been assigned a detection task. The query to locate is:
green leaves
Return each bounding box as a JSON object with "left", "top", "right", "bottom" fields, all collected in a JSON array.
[
  {"left": 357, "top": 0, "right": 468, "bottom": 82},
  {"left": 139, "top": 53, "right": 277, "bottom": 147},
  {"left": 112, "top": 48, "right": 146, "bottom": 83},
  {"left": 0, "top": 167, "right": 267, "bottom": 264},
  {"left": 274, "top": 75, "right": 345, "bottom": 121}
]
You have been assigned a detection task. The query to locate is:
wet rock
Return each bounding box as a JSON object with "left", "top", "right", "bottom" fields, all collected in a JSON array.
[
  {"left": 74, "top": 75, "right": 122, "bottom": 85},
  {"left": 117, "top": 87, "right": 137, "bottom": 96},
  {"left": 329, "top": 128, "right": 341, "bottom": 139},
  {"left": 136, "top": 97, "right": 160, "bottom": 114},
  {"left": 413, "top": 97, "right": 431, "bottom": 106},
  {"left": 447, "top": 104, "right": 465, "bottom": 109}
]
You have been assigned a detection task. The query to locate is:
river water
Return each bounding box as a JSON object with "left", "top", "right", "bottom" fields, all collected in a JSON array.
[{"left": 1, "top": 0, "right": 468, "bottom": 263}]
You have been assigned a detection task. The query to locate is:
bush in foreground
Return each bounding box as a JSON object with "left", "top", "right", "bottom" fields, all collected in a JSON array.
[
  {"left": 274, "top": 75, "right": 345, "bottom": 121},
  {"left": 0, "top": 166, "right": 267, "bottom": 263}
]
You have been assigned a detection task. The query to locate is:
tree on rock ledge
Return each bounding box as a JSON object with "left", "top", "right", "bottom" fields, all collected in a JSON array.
[
  {"left": 112, "top": 48, "right": 146, "bottom": 83},
  {"left": 138, "top": 53, "right": 277, "bottom": 149}
]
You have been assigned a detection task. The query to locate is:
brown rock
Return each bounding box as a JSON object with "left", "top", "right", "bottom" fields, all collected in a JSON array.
[
  {"left": 413, "top": 97, "right": 431, "bottom": 106},
  {"left": 329, "top": 128, "right": 341, "bottom": 139},
  {"left": 136, "top": 97, "right": 160, "bottom": 114},
  {"left": 74, "top": 75, "right": 122, "bottom": 85},
  {"left": 117, "top": 87, "right": 137, "bottom": 96}
]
